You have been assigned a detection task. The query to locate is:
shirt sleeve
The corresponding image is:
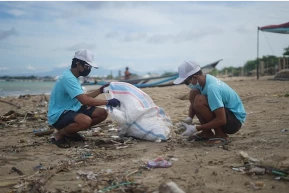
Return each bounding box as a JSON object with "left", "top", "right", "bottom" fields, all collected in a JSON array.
[
  {"left": 207, "top": 86, "right": 224, "bottom": 111},
  {"left": 62, "top": 76, "right": 84, "bottom": 99}
]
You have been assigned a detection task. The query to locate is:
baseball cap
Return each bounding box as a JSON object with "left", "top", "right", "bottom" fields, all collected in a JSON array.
[
  {"left": 173, "top": 61, "right": 201, "bottom": 84},
  {"left": 73, "top": 49, "right": 98, "bottom": 68}
]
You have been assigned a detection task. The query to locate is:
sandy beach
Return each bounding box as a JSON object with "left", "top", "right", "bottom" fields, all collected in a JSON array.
[{"left": 0, "top": 77, "right": 289, "bottom": 193}]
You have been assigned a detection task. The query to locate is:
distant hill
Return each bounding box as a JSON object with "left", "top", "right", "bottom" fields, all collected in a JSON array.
[{"left": 2, "top": 66, "right": 165, "bottom": 78}]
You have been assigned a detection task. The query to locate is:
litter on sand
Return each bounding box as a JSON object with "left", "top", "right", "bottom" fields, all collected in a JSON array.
[{"left": 146, "top": 158, "right": 172, "bottom": 168}]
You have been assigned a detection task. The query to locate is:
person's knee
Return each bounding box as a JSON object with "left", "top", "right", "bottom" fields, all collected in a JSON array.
[
  {"left": 189, "top": 89, "right": 200, "bottom": 103},
  {"left": 79, "top": 116, "right": 92, "bottom": 129},
  {"left": 100, "top": 108, "right": 108, "bottom": 120},
  {"left": 93, "top": 108, "right": 108, "bottom": 120},
  {"left": 193, "top": 94, "right": 207, "bottom": 109}
]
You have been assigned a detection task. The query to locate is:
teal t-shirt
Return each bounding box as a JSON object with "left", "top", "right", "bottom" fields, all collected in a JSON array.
[
  {"left": 48, "top": 69, "right": 83, "bottom": 125},
  {"left": 196, "top": 74, "right": 246, "bottom": 124}
]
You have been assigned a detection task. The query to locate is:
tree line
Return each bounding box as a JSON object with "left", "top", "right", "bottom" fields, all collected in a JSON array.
[{"left": 211, "top": 45, "right": 289, "bottom": 77}]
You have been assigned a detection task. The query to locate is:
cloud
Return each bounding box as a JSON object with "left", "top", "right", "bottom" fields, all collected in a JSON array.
[
  {"left": 0, "top": 67, "right": 8, "bottom": 71},
  {"left": 6, "top": 8, "right": 25, "bottom": 16},
  {"left": 0, "top": 28, "right": 17, "bottom": 40},
  {"left": 26, "top": 66, "right": 36, "bottom": 71},
  {"left": 0, "top": 1, "right": 288, "bottom": 76},
  {"left": 66, "top": 43, "right": 96, "bottom": 51},
  {"left": 79, "top": 1, "right": 153, "bottom": 10},
  {"left": 105, "top": 27, "right": 223, "bottom": 44}
]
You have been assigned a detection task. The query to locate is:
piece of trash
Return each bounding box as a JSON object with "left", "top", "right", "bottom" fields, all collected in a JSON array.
[
  {"left": 169, "top": 157, "right": 179, "bottom": 162},
  {"left": 111, "top": 135, "right": 119, "bottom": 139},
  {"left": 116, "top": 146, "right": 129, "bottom": 149},
  {"left": 33, "top": 163, "right": 44, "bottom": 171},
  {"left": 147, "top": 158, "right": 172, "bottom": 168},
  {"left": 33, "top": 128, "right": 48, "bottom": 133},
  {"left": 239, "top": 151, "right": 259, "bottom": 163},
  {"left": 158, "top": 181, "right": 185, "bottom": 193},
  {"left": 231, "top": 167, "right": 246, "bottom": 172},
  {"left": 85, "top": 130, "right": 99, "bottom": 137},
  {"left": 249, "top": 167, "right": 266, "bottom": 175},
  {"left": 271, "top": 169, "right": 288, "bottom": 177},
  {"left": 250, "top": 181, "right": 265, "bottom": 190},
  {"left": 108, "top": 128, "right": 118, "bottom": 131},
  {"left": 12, "top": 167, "right": 24, "bottom": 175},
  {"left": 280, "top": 129, "right": 288, "bottom": 132},
  {"left": 33, "top": 128, "right": 54, "bottom": 136},
  {"left": 77, "top": 170, "right": 97, "bottom": 180},
  {"left": 155, "top": 138, "right": 162, "bottom": 143},
  {"left": 92, "top": 127, "right": 102, "bottom": 132}
]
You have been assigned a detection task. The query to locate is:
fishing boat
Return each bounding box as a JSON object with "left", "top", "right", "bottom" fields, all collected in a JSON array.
[{"left": 82, "top": 59, "right": 222, "bottom": 88}]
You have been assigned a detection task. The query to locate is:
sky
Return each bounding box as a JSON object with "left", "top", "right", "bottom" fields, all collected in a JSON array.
[{"left": 0, "top": 1, "right": 288, "bottom": 76}]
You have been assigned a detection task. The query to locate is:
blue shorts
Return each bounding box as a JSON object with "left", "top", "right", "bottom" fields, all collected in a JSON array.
[{"left": 53, "top": 105, "right": 96, "bottom": 130}]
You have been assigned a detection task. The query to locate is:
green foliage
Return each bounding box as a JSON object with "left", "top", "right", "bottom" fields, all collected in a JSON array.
[
  {"left": 0, "top": 75, "right": 39, "bottom": 80},
  {"left": 283, "top": 45, "right": 289, "bottom": 56},
  {"left": 161, "top": 71, "right": 176, "bottom": 76},
  {"left": 106, "top": 74, "right": 114, "bottom": 79},
  {"left": 209, "top": 68, "right": 218, "bottom": 76}
]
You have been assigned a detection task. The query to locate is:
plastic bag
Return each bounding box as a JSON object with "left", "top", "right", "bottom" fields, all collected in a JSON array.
[{"left": 104, "top": 82, "right": 172, "bottom": 141}]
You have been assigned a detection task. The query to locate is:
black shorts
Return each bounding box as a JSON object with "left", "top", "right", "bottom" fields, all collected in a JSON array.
[
  {"left": 52, "top": 105, "right": 96, "bottom": 130},
  {"left": 221, "top": 108, "right": 242, "bottom": 134}
]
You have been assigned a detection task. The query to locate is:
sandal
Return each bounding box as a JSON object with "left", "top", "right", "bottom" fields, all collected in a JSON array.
[
  {"left": 204, "top": 138, "right": 230, "bottom": 147},
  {"left": 188, "top": 133, "right": 210, "bottom": 141},
  {"left": 65, "top": 133, "right": 86, "bottom": 142},
  {"left": 51, "top": 138, "right": 71, "bottom": 148}
]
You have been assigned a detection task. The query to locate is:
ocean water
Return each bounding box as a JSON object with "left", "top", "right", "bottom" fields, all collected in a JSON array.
[{"left": 0, "top": 80, "right": 100, "bottom": 97}]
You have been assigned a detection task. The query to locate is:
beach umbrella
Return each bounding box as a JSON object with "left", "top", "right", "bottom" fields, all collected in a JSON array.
[{"left": 256, "top": 21, "right": 289, "bottom": 79}]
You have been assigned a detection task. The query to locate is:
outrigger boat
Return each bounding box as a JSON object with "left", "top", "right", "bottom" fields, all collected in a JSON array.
[{"left": 82, "top": 59, "right": 222, "bottom": 88}]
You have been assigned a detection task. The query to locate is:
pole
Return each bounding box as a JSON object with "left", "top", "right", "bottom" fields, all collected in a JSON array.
[{"left": 257, "top": 27, "right": 260, "bottom": 80}]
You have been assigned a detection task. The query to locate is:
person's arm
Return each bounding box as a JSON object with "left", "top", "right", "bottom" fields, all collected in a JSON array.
[
  {"left": 188, "top": 89, "right": 200, "bottom": 119},
  {"left": 86, "top": 89, "right": 101, "bottom": 98},
  {"left": 76, "top": 94, "right": 107, "bottom": 106},
  {"left": 86, "top": 84, "right": 110, "bottom": 98},
  {"left": 196, "top": 107, "right": 226, "bottom": 131},
  {"left": 196, "top": 85, "right": 226, "bottom": 131}
]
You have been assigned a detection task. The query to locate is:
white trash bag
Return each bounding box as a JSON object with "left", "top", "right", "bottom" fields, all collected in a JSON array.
[{"left": 104, "top": 82, "right": 172, "bottom": 142}]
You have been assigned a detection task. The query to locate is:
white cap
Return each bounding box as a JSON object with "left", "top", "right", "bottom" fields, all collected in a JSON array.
[
  {"left": 73, "top": 49, "right": 98, "bottom": 68},
  {"left": 173, "top": 61, "right": 201, "bottom": 84}
]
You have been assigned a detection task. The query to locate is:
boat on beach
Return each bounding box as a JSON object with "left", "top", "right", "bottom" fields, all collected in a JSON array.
[{"left": 82, "top": 59, "right": 223, "bottom": 88}]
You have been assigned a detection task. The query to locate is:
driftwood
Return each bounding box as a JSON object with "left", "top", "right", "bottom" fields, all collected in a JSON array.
[
  {"left": 30, "top": 161, "right": 69, "bottom": 192},
  {"left": 0, "top": 99, "right": 21, "bottom": 109}
]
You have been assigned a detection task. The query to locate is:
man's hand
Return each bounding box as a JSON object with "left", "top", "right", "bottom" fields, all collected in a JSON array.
[
  {"left": 181, "top": 122, "right": 197, "bottom": 136},
  {"left": 107, "top": 98, "right": 121, "bottom": 107},
  {"left": 99, "top": 83, "right": 110, "bottom": 93}
]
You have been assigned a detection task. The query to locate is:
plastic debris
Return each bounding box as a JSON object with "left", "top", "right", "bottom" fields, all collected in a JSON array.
[
  {"left": 33, "top": 163, "right": 45, "bottom": 171},
  {"left": 147, "top": 158, "right": 172, "bottom": 168},
  {"left": 239, "top": 151, "right": 259, "bottom": 163},
  {"left": 76, "top": 170, "right": 97, "bottom": 180},
  {"left": 158, "top": 181, "right": 186, "bottom": 193}
]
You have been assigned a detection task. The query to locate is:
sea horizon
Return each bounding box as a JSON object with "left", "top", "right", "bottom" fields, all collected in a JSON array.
[{"left": 0, "top": 80, "right": 100, "bottom": 97}]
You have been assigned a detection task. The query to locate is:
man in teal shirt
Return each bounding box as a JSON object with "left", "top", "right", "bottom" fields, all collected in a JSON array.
[
  {"left": 174, "top": 61, "right": 246, "bottom": 145},
  {"left": 48, "top": 49, "right": 120, "bottom": 148}
]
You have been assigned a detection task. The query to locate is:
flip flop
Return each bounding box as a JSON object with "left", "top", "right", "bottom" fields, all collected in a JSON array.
[
  {"left": 188, "top": 133, "right": 210, "bottom": 141},
  {"left": 65, "top": 133, "right": 86, "bottom": 142},
  {"left": 147, "top": 158, "right": 172, "bottom": 168},
  {"left": 204, "top": 138, "right": 230, "bottom": 147},
  {"left": 51, "top": 138, "right": 71, "bottom": 148}
]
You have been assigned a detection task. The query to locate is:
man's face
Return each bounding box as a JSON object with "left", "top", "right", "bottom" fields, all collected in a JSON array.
[{"left": 79, "top": 62, "right": 92, "bottom": 77}]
